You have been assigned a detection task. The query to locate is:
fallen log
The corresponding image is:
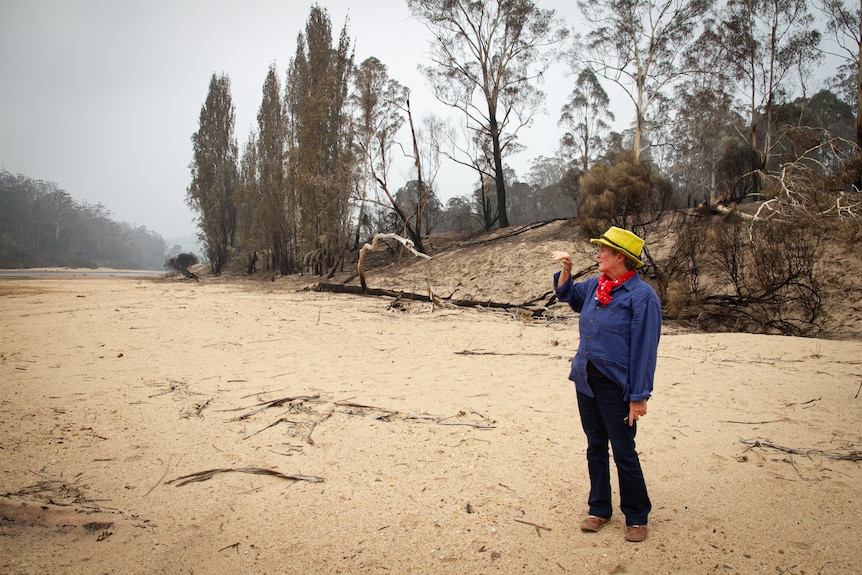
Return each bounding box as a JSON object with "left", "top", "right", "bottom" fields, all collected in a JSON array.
[{"left": 310, "top": 282, "right": 540, "bottom": 313}]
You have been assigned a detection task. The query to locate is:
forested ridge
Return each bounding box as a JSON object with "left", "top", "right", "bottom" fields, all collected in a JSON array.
[
  {"left": 186, "top": 1, "right": 861, "bottom": 338},
  {"left": 0, "top": 170, "right": 167, "bottom": 270}
]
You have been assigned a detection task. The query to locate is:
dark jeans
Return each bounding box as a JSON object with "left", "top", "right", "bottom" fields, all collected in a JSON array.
[{"left": 577, "top": 371, "right": 651, "bottom": 526}]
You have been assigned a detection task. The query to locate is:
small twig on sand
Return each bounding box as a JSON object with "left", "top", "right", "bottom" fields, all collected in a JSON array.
[
  {"left": 145, "top": 454, "right": 174, "bottom": 496},
  {"left": 719, "top": 419, "right": 785, "bottom": 425},
  {"left": 305, "top": 411, "right": 333, "bottom": 445},
  {"left": 455, "top": 349, "right": 547, "bottom": 357},
  {"left": 514, "top": 518, "right": 551, "bottom": 536},
  {"left": 219, "top": 542, "right": 240, "bottom": 553},
  {"left": 437, "top": 409, "right": 496, "bottom": 429},
  {"left": 437, "top": 421, "right": 496, "bottom": 429},
  {"left": 784, "top": 397, "right": 821, "bottom": 408}
]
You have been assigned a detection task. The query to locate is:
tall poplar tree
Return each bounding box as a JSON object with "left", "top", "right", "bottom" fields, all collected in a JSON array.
[
  {"left": 257, "top": 64, "right": 293, "bottom": 274},
  {"left": 286, "top": 6, "right": 354, "bottom": 275},
  {"left": 187, "top": 73, "right": 238, "bottom": 275}
]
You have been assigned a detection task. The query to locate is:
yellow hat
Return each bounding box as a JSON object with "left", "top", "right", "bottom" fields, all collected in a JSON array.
[{"left": 590, "top": 226, "right": 645, "bottom": 268}]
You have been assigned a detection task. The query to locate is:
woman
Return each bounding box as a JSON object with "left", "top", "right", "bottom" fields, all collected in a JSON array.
[{"left": 551, "top": 226, "right": 661, "bottom": 543}]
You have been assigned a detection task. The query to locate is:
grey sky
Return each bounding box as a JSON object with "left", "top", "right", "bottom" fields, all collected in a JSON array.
[
  {"left": 1, "top": 0, "right": 589, "bottom": 240},
  {"left": 9, "top": 1, "right": 840, "bottom": 242},
  {"left": 0, "top": 0, "right": 592, "bottom": 239}
]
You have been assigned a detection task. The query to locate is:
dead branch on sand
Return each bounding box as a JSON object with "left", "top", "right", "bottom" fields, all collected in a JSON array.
[
  {"left": 740, "top": 439, "right": 862, "bottom": 461},
  {"left": 3, "top": 473, "right": 96, "bottom": 508},
  {"left": 243, "top": 417, "right": 304, "bottom": 440},
  {"left": 236, "top": 394, "right": 321, "bottom": 420},
  {"left": 181, "top": 398, "right": 212, "bottom": 418},
  {"left": 334, "top": 400, "right": 399, "bottom": 415},
  {"left": 165, "top": 467, "right": 324, "bottom": 487},
  {"left": 437, "top": 409, "right": 496, "bottom": 429},
  {"left": 455, "top": 349, "right": 549, "bottom": 357}
]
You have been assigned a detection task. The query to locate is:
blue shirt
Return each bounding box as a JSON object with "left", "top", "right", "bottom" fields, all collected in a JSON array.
[{"left": 554, "top": 271, "right": 661, "bottom": 402}]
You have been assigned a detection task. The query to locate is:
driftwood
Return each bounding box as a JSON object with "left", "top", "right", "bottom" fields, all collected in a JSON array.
[
  {"left": 740, "top": 439, "right": 862, "bottom": 461},
  {"left": 165, "top": 467, "right": 324, "bottom": 486},
  {"left": 358, "top": 233, "right": 431, "bottom": 291}
]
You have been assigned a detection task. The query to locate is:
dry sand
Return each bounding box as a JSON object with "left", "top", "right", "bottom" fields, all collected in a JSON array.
[{"left": 1, "top": 273, "right": 861, "bottom": 574}]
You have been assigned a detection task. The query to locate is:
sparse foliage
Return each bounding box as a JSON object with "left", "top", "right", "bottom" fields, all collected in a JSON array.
[
  {"left": 409, "top": 0, "right": 568, "bottom": 228},
  {"left": 818, "top": 0, "right": 862, "bottom": 146},
  {"left": 351, "top": 57, "right": 408, "bottom": 249},
  {"left": 666, "top": 214, "right": 822, "bottom": 336},
  {"left": 575, "top": 0, "right": 715, "bottom": 161},
  {"left": 718, "top": 0, "right": 822, "bottom": 177}
]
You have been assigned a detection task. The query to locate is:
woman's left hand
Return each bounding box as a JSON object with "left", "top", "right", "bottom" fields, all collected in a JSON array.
[{"left": 628, "top": 400, "right": 648, "bottom": 426}]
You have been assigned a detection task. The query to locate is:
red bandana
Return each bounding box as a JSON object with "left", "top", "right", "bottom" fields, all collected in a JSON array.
[{"left": 596, "top": 270, "right": 637, "bottom": 305}]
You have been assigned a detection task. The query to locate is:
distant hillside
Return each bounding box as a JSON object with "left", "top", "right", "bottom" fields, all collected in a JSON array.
[{"left": 0, "top": 171, "right": 167, "bottom": 270}]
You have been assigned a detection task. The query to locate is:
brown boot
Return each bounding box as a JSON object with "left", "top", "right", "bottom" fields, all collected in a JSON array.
[
  {"left": 579, "top": 516, "right": 610, "bottom": 532},
  {"left": 624, "top": 525, "right": 648, "bottom": 542}
]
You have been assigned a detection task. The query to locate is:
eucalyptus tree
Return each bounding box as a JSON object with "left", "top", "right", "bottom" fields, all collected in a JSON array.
[
  {"left": 351, "top": 56, "right": 408, "bottom": 249},
  {"left": 819, "top": 0, "right": 861, "bottom": 147},
  {"left": 408, "top": 0, "right": 568, "bottom": 228},
  {"left": 286, "top": 6, "right": 355, "bottom": 276},
  {"left": 559, "top": 68, "right": 615, "bottom": 173},
  {"left": 257, "top": 64, "right": 292, "bottom": 274},
  {"left": 187, "top": 73, "right": 238, "bottom": 274},
  {"left": 575, "top": 0, "right": 715, "bottom": 162},
  {"left": 718, "top": 0, "right": 822, "bottom": 173}
]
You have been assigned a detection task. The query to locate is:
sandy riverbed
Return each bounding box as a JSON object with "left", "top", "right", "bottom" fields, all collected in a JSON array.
[{"left": 1, "top": 275, "right": 861, "bottom": 574}]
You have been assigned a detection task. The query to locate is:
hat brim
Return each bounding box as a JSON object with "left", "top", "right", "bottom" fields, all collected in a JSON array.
[{"left": 590, "top": 238, "right": 644, "bottom": 268}]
